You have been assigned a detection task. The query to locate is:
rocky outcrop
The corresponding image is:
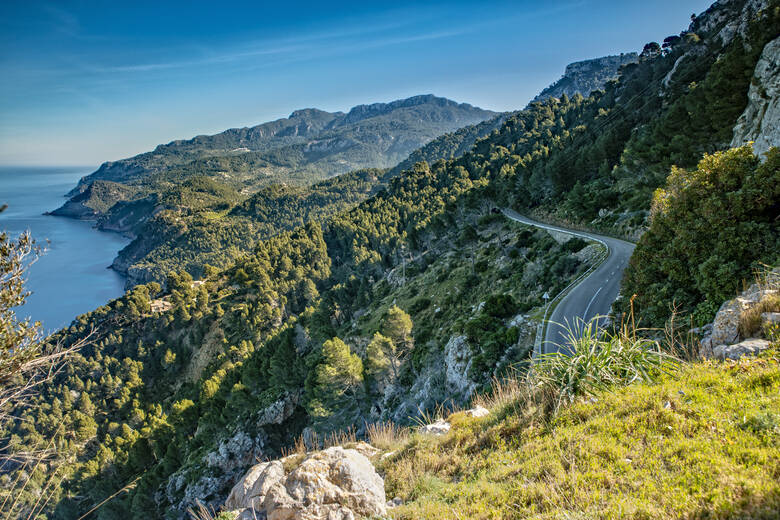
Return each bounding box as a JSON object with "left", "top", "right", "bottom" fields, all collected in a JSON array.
[
  {"left": 163, "top": 394, "right": 301, "bottom": 516},
  {"left": 532, "top": 53, "right": 638, "bottom": 104},
  {"left": 444, "top": 335, "right": 476, "bottom": 397},
  {"left": 699, "top": 269, "right": 778, "bottom": 360},
  {"left": 713, "top": 338, "right": 771, "bottom": 360},
  {"left": 224, "top": 444, "right": 386, "bottom": 520},
  {"left": 731, "top": 35, "right": 780, "bottom": 158}
]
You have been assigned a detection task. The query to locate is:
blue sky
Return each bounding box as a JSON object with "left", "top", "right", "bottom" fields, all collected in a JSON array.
[{"left": 0, "top": 0, "right": 713, "bottom": 166}]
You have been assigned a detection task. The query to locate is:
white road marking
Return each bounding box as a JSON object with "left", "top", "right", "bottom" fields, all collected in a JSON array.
[{"left": 582, "top": 286, "right": 603, "bottom": 319}]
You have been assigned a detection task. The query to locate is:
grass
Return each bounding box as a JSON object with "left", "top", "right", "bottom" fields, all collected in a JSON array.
[
  {"left": 739, "top": 292, "right": 780, "bottom": 339},
  {"left": 535, "top": 318, "right": 676, "bottom": 413},
  {"left": 379, "top": 332, "right": 780, "bottom": 519},
  {"left": 366, "top": 421, "right": 410, "bottom": 451},
  {"left": 738, "top": 266, "right": 780, "bottom": 339}
]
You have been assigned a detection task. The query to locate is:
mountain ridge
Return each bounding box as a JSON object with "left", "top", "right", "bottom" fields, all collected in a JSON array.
[{"left": 66, "top": 94, "right": 497, "bottom": 196}]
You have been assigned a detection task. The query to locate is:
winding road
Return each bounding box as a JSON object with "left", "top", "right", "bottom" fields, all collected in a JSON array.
[{"left": 503, "top": 209, "right": 636, "bottom": 355}]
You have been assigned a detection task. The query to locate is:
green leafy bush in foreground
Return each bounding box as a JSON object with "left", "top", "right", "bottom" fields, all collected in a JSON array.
[{"left": 624, "top": 145, "right": 780, "bottom": 327}]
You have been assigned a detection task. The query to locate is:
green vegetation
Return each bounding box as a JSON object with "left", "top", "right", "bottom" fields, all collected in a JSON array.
[
  {"left": 624, "top": 146, "right": 780, "bottom": 326},
  {"left": 381, "top": 338, "right": 780, "bottom": 520},
  {"left": 3, "top": 1, "right": 779, "bottom": 517}
]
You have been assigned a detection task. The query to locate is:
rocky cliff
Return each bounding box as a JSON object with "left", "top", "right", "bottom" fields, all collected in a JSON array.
[
  {"left": 731, "top": 35, "right": 780, "bottom": 157},
  {"left": 531, "top": 53, "right": 638, "bottom": 103}
]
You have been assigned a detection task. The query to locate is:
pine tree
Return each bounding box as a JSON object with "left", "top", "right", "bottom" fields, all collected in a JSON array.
[
  {"left": 365, "top": 332, "right": 391, "bottom": 379},
  {"left": 308, "top": 337, "right": 363, "bottom": 429},
  {"left": 382, "top": 305, "right": 413, "bottom": 362}
]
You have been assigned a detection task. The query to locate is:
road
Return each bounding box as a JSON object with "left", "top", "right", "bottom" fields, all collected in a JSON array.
[{"left": 503, "top": 209, "right": 635, "bottom": 355}]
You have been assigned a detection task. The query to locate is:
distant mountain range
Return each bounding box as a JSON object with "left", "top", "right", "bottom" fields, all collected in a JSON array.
[
  {"left": 66, "top": 94, "right": 497, "bottom": 197},
  {"left": 51, "top": 55, "right": 645, "bottom": 289}
]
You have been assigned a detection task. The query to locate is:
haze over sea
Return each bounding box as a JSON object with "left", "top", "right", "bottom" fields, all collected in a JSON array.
[{"left": 0, "top": 166, "right": 128, "bottom": 331}]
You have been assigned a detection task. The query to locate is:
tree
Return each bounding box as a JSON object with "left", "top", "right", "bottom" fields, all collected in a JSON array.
[
  {"left": 308, "top": 337, "right": 363, "bottom": 429},
  {"left": 365, "top": 332, "right": 393, "bottom": 379},
  {"left": 382, "top": 305, "right": 413, "bottom": 354}
]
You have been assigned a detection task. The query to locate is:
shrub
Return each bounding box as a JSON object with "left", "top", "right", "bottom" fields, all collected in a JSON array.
[
  {"left": 483, "top": 293, "right": 517, "bottom": 319},
  {"left": 624, "top": 146, "right": 780, "bottom": 327},
  {"left": 536, "top": 318, "right": 677, "bottom": 413}
]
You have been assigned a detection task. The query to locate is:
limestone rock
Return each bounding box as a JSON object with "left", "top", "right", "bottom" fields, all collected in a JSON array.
[
  {"left": 225, "top": 461, "right": 285, "bottom": 511},
  {"left": 225, "top": 446, "right": 386, "bottom": 520},
  {"left": 762, "top": 312, "right": 780, "bottom": 328},
  {"left": 713, "top": 338, "right": 771, "bottom": 361},
  {"left": 419, "top": 419, "right": 451, "bottom": 435},
  {"left": 463, "top": 405, "right": 490, "bottom": 418},
  {"left": 444, "top": 335, "right": 476, "bottom": 397},
  {"left": 731, "top": 35, "right": 780, "bottom": 158},
  {"left": 699, "top": 285, "right": 778, "bottom": 357},
  {"left": 257, "top": 392, "right": 300, "bottom": 427}
]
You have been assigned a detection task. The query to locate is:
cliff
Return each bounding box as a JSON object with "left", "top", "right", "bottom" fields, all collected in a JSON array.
[
  {"left": 731, "top": 35, "right": 780, "bottom": 157},
  {"left": 531, "top": 53, "right": 638, "bottom": 103}
]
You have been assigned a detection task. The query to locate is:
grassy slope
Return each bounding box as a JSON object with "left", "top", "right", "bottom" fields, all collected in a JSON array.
[{"left": 380, "top": 346, "right": 780, "bottom": 519}]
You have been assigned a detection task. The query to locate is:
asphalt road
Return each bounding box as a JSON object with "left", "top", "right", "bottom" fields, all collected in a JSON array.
[{"left": 503, "top": 209, "right": 635, "bottom": 355}]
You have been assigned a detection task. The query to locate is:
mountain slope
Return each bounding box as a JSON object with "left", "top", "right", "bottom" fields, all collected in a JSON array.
[
  {"left": 64, "top": 94, "right": 496, "bottom": 199},
  {"left": 5, "top": 0, "right": 780, "bottom": 518}
]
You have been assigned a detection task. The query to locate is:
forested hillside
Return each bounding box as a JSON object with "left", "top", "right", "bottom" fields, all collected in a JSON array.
[{"left": 3, "top": 0, "right": 779, "bottom": 518}]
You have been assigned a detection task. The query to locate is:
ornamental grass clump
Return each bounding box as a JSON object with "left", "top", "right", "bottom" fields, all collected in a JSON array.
[{"left": 535, "top": 317, "right": 677, "bottom": 414}]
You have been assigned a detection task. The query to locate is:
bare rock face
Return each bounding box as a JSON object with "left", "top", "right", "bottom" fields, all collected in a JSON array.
[
  {"left": 444, "top": 335, "right": 476, "bottom": 397},
  {"left": 731, "top": 35, "right": 780, "bottom": 158},
  {"left": 713, "top": 338, "right": 771, "bottom": 360},
  {"left": 225, "top": 446, "right": 386, "bottom": 520}
]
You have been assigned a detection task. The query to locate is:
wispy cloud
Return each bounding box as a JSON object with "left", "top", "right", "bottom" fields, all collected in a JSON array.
[{"left": 89, "top": 24, "right": 464, "bottom": 75}]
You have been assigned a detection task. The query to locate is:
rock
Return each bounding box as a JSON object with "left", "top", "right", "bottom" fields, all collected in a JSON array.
[
  {"left": 225, "top": 461, "right": 285, "bottom": 511},
  {"left": 761, "top": 312, "right": 780, "bottom": 328},
  {"left": 225, "top": 446, "right": 386, "bottom": 520},
  {"left": 463, "top": 406, "right": 490, "bottom": 418},
  {"left": 731, "top": 35, "right": 780, "bottom": 158},
  {"left": 264, "top": 447, "right": 386, "bottom": 520},
  {"left": 713, "top": 338, "right": 771, "bottom": 361},
  {"left": 444, "top": 335, "right": 476, "bottom": 397},
  {"left": 699, "top": 286, "right": 777, "bottom": 357},
  {"left": 256, "top": 392, "right": 300, "bottom": 427},
  {"left": 236, "top": 510, "right": 265, "bottom": 520},
  {"left": 419, "top": 419, "right": 451, "bottom": 435},
  {"left": 387, "top": 496, "right": 403, "bottom": 508}
]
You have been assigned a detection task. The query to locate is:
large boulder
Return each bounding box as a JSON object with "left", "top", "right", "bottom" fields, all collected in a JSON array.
[
  {"left": 225, "top": 446, "right": 386, "bottom": 520},
  {"left": 713, "top": 339, "right": 771, "bottom": 361}
]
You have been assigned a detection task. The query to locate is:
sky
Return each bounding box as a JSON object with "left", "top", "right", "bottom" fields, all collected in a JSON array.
[{"left": 0, "top": 0, "right": 714, "bottom": 166}]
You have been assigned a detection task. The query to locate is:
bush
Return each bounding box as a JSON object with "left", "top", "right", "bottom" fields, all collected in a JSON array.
[
  {"left": 483, "top": 293, "right": 517, "bottom": 318},
  {"left": 624, "top": 146, "right": 780, "bottom": 327},
  {"left": 536, "top": 318, "right": 676, "bottom": 413}
]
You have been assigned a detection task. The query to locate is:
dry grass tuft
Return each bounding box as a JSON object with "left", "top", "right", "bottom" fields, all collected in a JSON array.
[
  {"left": 739, "top": 292, "right": 780, "bottom": 339},
  {"left": 366, "top": 421, "right": 410, "bottom": 451}
]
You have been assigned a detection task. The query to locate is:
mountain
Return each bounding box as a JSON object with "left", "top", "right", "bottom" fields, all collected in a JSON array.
[
  {"left": 391, "top": 53, "right": 641, "bottom": 177},
  {"left": 5, "top": 0, "right": 779, "bottom": 518},
  {"left": 531, "top": 53, "right": 638, "bottom": 103},
  {"left": 63, "top": 94, "right": 496, "bottom": 199}
]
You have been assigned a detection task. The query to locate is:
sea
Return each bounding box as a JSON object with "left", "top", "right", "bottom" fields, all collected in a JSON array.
[{"left": 0, "top": 166, "right": 129, "bottom": 332}]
